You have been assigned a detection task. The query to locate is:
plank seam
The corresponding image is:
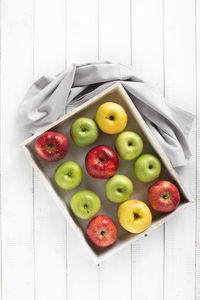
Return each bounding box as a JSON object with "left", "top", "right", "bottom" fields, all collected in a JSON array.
[
  {"left": 130, "top": 3, "right": 133, "bottom": 299},
  {"left": 163, "top": 224, "right": 165, "bottom": 300},
  {"left": 0, "top": 0, "right": 2, "bottom": 298},
  {"left": 98, "top": 263, "right": 101, "bottom": 300},
  {"left": 97, "top": 0, "right": 100, "bottom": 60},
  {"left": 65, "top": 1, "right": 69, "bottom": 299},
  {"left": 162, "top": 0, "right": 166, "bottom": 99},
  {"left": 32, "top": 0, "right": 36, "bottom": 298},
  {"left": 195, "top": 0, "right": 198, "bottom": 298},
  {"left": 65, "top": 0, "right": 68, "bottom": 70},
  {"left": 130, "top": 244, "right": 133, "bottom": 300},
  {"left": 130, "top": 0, "right": 133, "bottom": 67},
  {"left": 162, "top": 1, "right": 166, "bottom": 299},
  {"left": 32, "top": 170, "right": 36, "bottom": 300},
  {"left": 98, "top": 2, "right": 101, "bottom": 300}
]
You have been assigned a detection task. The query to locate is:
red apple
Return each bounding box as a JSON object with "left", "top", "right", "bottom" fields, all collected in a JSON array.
[
  {"left": 35, "top": 131, "right": 68, "bottom": 162},
  {"left": 87, "top": 215, "right": 117, "bottom": 247},
  {"left": 85, "top": 145, "right": 119, "bottom": 179},
  {"left": 148, "top": 180, "right": 180, "bottom": 213}
]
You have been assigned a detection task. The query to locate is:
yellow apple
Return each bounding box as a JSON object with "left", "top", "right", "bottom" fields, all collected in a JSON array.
[
  {"left": 96, "top": 102, "right": 128, "bottom": 134},
  {"left": 118, "top": 200, "right": 152, "bottom": 233}
]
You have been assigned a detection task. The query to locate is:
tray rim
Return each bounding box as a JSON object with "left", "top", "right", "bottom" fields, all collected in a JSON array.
[{"left": 21, "top": 82, "right": 194, "bottom": 264}]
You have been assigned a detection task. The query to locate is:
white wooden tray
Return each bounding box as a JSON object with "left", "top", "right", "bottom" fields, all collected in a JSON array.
[{"left": 21, "top": 82, "right": 193, "bottom": 264}]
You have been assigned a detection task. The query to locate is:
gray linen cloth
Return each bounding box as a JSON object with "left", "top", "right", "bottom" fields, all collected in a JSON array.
[{"left": 18, "top": 61, "right": 194, "bottom": 167}]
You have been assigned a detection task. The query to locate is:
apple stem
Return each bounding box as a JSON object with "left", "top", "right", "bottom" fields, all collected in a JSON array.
[
  {"left": 98, "top": 156, "right": 105, "bottom": 163},
  {"left": 80, "top": 126, "right": 86, "bottom": 132},
  {"left": 133, "top": 213, "right": 140, "bottom": 220},
  {"left": 47, "top": 144, "right": 53, "bottom": 150},
  {"left": 162, "top": 193, "right": 170, "bottom": 200},
  {"left": 117, "top": 187, "right": 126, "bottom": 193},
  {"left": 84, "top": 204, "right": 89, "bottom": 213}
]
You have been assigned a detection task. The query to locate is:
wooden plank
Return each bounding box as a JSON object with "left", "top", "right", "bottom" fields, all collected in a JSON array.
[
  {"left": 98, "top": 1, "right": 132, "bottom": 299},
  {"left": 66, "top": 0, "right": 99, "bottom": 299},
  {"left": 34, "top": 178, "right": 67, "bottom": 300},
  {"left": 196, "top": 0, "right": 200, "bottom": 297},
  {"left": 66, "top": 0, "right": 98, "bottom": 65},
  {"left": 34, "top": 0, "right": 65, "bottom": 77},
  {"left": 1, "top": 0, "right": 34, "bottom": 299},
  {"left": 99, "top": 0, "right": 131, "bottom": 65},
  {"left": 132, "top": 0, "right": 163, "bottom": 91},
  {"left": 33, "top": 0, "right": 67, "bottom": 299},
  {"left": 100, "top": 246, "right": 131, "bottom": 300},
  {"left": 164, "top": 0, "right": 196, "bottom": 299},
  {"left": 131, "top": 228, "right": 163, "bottom": 300},
  {"left": 131, "top": 0, "right": 164, "bottom": 299}
]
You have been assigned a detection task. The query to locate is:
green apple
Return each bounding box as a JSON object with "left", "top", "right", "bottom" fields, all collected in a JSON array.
[
  {"left": 118, "top": 200, "right": 152, "bottom": 233},
  {"left": 70, "top": 117, "right": 99, "bottom": 147},
  {"left": 133, "top": 154, "right": 161, "bottom": 183},
  {"left": 70, "top": 190, "right": 101, "bottom": 219},
  {"left": 54, "top": 161, "right": 82, "bottom": 190},
  {"left": 105, "top": 174, "right": 133, "bottom": 203},
  {"left": 115, "top": 131, "right": 143, "bottom": 160}
]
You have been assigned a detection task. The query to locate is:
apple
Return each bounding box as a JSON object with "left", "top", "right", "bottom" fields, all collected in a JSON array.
[
  {"left": 115, "top": 131, "right": 143, "bottom": 160},
  {"left": 118, "top": 200, "right": 152, "bottom": 233},
  {"left": 87, "top": 215, "right": 117, "bottom": 247},
  {"left": 70, "top": 117, "right": 99, "bottom": 147},
  {"left": 70, "top": 190, "right": 101, "bottom": 219},
  {"left": 105, "top": 174, "right": 133, "bottom": 203},
  {"left": 95, "top": 102, "right": 127, "bottom": 134},
  {"left": 134, "top": 154, "right": 161, "bottom": 183},
  {"left": 35, "top": 131, "right": 68, "bottom": 162},
  {"left": 148, "top": 180, "right": 180, "bottom": 212},
  {"left": 85, "top": 145, "right": 119, "bottom": 179},
  {"left": 54, "top": 161, "right": 82, "bottom": 190}
]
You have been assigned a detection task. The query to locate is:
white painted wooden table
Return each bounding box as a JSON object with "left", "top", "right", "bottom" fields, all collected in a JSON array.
[{"left": 1, "top": 0, "right": 200, "bottom": 299}]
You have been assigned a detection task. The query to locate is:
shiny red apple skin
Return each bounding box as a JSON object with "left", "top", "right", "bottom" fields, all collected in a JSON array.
[
  {"left": 85, "top": 145, "right": 119, "bottom": 179},
  {"left": 35, "top": 131, "right": 68, "bottom": 162},
  {"left": 87, "top": 215, "right": 117, "bottom": 247},
  {"left": 148, "top": 180, "right": 180, "bottom": 213}
]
